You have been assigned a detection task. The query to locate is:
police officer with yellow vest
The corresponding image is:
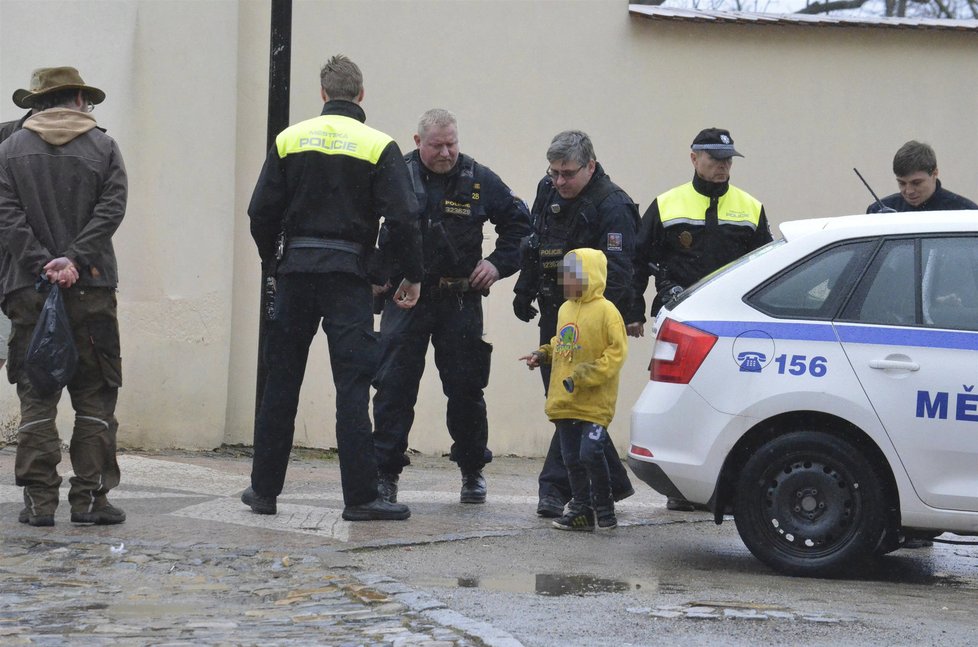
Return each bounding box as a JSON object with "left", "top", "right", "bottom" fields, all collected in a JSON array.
[
  {"left": 371, "top": 109, "right": 530, "bottom": 506},
  {"left": 626, "top": 127, "right": 772, "bottom": 508},
  {"left": 244, "top": 55, "right": 423, "bottom": 522}
]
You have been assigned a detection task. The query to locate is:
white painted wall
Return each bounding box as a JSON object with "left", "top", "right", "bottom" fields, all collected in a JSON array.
[{"left": 2, "top": 1, "right": 976, "bottom": 458}]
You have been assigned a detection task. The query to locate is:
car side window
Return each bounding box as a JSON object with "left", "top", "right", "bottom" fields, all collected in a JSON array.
[
  {"left": 921, "top": 237, "right": 978, "bottom": 331},
  {"left": 842, "top": 239, "right": 916, "bottom": 325},
  {"left": 746, "top": 241, "right": 873, "bottom": 319}
]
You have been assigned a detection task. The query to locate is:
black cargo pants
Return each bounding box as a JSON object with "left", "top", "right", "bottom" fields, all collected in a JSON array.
[{"left": 373, "top": 288, "right": 493, "bottom": 476}]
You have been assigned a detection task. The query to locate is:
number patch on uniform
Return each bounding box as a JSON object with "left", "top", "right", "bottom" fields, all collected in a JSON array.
[{"left": 773, "top": 354, "right": 827, "bottom": 377}]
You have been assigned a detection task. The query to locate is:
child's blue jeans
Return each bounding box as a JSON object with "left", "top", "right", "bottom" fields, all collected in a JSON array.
[{"left": 555, "top": 418, "right": 612, "bottom": 511}]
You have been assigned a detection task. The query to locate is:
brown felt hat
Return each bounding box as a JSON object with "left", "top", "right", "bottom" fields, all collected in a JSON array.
[{"left": 13, "top": 67, "right": 105, "bottom": 109}]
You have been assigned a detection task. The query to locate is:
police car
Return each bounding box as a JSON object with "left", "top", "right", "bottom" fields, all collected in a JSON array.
[{"left": 628, "top": 211, "right": 978, "bottom": 577}]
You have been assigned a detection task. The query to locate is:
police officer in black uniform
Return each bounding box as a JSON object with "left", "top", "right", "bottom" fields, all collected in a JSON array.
[
  {"left": 372, "top": 109, "right": 530, "bottom": 505},
  {"left": 626, "top": 127, "right": 772, "bottom": 510},
  {"left": 245, "top": 55, "right": 423, "bottom": 522},
  {"left": 513, "top": 130, "right": 638, "bottom": 518}
]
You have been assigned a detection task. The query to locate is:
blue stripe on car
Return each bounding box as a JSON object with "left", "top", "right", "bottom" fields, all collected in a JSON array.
[{"left": 684, "top": 320, "right": 978, "bottom": 351}]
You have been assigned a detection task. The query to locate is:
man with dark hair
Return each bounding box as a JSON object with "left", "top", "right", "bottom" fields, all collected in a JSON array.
[
  {"left": 867, "top": 140, "right": 977, "bottom": 213},
  {"left": 513, "top": 129, "right": 638, "bottom": 518},
  {"left": 626, "top": 128, "right": 772, "bottom": 510},
  {"left": 370, "top": 109, "right": 530, "bottom": 505},
  {"left": 244, "top": 54, "right": 423, "bottom": 521},
  {"left": 0, "top": 66, "right": 126, "bottom": 527}
]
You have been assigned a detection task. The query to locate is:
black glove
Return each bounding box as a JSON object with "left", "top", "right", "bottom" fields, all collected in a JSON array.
[
  {"left": 513, "top": 294, "right": 538, "bottom": 322},
  {"left": 657, "top": 280, "right": 684, "bottom": 305}
]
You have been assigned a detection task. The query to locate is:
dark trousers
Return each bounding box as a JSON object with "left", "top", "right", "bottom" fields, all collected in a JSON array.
[
  {"left": 536, "top": 300, "right": 632, "bottom": 503},
  {"left": 373, "top": 290, "right": 492, "bottom": 476},
  {"left": 251, "top": 273, "right": 379, "bottom": 506},
  {"left": 556, "top": 419, "right": 612, "bottom": 511},
  {"left": 5, "top": 286, "right": 122, "bottom": 515}
]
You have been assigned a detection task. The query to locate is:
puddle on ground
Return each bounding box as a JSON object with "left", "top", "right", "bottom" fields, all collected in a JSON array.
[{"left": 417, "top": 573, "right": 670, "bottom": 597}]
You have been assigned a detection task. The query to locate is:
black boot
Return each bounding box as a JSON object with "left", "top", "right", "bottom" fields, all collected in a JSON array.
[
  {"left": 71, "top": 502, "right": 126, "bottom": 525},
  {"left": 241, "top": 487, "right": 277, "bottom": 515},
  {"left": 460, "top": 470, "right": 487, "bottom": 504},
  {"left": 342, "top": 498, "right": 410, "bottom": 521},
  {"left": 18, "top": 507, "right": 55, "bottom": 527},
  {"left": 667, "top": 497, "right": 695, "bottom": 512}
]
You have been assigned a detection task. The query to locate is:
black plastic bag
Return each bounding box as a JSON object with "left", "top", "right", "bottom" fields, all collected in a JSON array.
[{"left": 25, "top": 284, "right": 78, "bottom": 395}]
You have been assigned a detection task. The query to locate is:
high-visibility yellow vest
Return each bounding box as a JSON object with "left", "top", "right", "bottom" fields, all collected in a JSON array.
[
  {"left": 657, "top": 182, "right": 762, "bottom": 230},
  {"left": 275, "top": 114, "right": 391, "bottom": 164}
]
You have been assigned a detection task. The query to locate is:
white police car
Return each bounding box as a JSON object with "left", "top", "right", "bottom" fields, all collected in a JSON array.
[{"left": 628, "top": 211, "right": 978, "bottom": 576}]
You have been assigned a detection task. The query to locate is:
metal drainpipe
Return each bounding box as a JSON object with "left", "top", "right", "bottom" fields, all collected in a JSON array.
[{"left": 255, "top": 0, "right": 292, "bottom": 427}]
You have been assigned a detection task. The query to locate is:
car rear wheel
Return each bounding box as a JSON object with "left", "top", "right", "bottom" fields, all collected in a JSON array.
[{"left": 734, "top": 431, "right": 886, "bottom": 577}]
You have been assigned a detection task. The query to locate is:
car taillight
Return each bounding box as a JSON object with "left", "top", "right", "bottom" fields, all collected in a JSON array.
[
  {"left": 649, "top": 318, "right": 717, "bottom": 384},
  {"left": 630, "top": 444, "right": 654, "bottom": 458}
]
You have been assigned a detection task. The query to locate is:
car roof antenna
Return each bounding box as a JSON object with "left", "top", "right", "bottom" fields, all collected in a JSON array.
[{"left": 853, "top": 168, "right": 897, "bottom": 213}]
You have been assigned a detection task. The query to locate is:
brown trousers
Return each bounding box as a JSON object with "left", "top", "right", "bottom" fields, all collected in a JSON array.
[{"left": 4, "top": 286, "right": 122, "bottom": 516}]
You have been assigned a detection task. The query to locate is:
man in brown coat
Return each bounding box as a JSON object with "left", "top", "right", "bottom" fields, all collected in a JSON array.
[{"left": 0, "top": 67, "right": 127, "bottom": 527}]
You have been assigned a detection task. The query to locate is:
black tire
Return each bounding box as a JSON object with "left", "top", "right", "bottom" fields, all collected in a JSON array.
[{"left": 734, "top": 431, "right": 886, "bottom": 577}]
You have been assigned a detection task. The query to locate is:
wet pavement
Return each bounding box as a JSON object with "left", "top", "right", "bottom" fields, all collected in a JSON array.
[
  {"left": 3, "top": 444, "right": 977, "bottom": 646},
  {"left": 0, "top": 445, "right": 664, "bottom": 646}
]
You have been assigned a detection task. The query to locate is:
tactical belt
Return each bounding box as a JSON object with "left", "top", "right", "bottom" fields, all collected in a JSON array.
[
  {"left": 438, "top": 277, "right": 472, "bottom": 293},
  {"left": 287, "top": 237, "right": 364, "bottom": 256}
]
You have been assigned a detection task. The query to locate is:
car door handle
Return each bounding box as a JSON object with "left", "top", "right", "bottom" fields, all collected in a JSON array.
[{"left": 869, "top": 359, "right": 920, "bottom": 371}]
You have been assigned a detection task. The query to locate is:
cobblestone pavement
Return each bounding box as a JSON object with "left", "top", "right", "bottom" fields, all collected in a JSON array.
[
  {"left": 0, "top": 446, "right": 664, "bottom": 646},
  {"left": 0, "top": 537, "right": 482, "bottom": 646}
]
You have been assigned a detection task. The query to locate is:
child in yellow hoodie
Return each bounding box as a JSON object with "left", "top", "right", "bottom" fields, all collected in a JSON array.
[{"left": 520, "top": 248, "right": 628, "bottom": 531}]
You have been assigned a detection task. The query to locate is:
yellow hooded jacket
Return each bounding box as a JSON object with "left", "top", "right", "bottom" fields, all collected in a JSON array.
[{"left": 538, "top": 248, "right": 628, "bottom": 428}]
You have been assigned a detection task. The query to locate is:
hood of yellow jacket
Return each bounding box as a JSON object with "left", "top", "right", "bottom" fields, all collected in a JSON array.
[{"left": 565, "top": 247, "right": 606, "bottom": 303}]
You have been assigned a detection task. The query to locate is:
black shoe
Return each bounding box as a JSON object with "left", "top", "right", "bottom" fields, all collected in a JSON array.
[
  {"left": 377, "top": 472, "right": 399, "bottom": 504},
  {"left": 596, "top": 509, "right": 618, "bottom": 531},
  {"left": 613, "top": 487, "right": 635, "bottom": 502},
  {"left": 241, "top": 487, "right": 277, "bottom": 515},
  {"left": 71, "top": 503, "right": 126, "bottom": 525},
  {"left": 460, "top": 470, "right": 486, "bottom": 504},
  {"left": 552, "top": 507, "right": 595, "bottom": 531},
  {"left": 18, "top": 507, "right": 54, "bottom": 527},
  {"left": 342, "top": 497, "right": 411, "bottom": 521},
  {"left": 667, "top": 497, "right": 695, "bottom": 512},
  {"left": 536, "top": 495, "right": 565, "bottom": 518}
]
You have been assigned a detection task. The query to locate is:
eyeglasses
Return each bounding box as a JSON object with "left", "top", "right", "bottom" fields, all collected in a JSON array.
[{"left": 546, "top": 165, "right": 585, "bottom": 181}]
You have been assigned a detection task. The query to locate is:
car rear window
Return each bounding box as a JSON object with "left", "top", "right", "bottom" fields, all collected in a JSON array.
[{"left": 746, "top": 241, "right": 875, "bottom": 319}]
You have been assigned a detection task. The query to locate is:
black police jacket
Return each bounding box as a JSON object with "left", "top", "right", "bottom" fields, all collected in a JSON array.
[
  {"left": 513, "top": 163, "right": 638, "bottom": 316},
  {"left": 867, "top": 180, "right": 978, "bottom": 213},
  {"left": 406, "top": 151, "right": 529, "bottom": 284},
  {"left": 248, "top": 100, "right": 422, "bottom": 282}
]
